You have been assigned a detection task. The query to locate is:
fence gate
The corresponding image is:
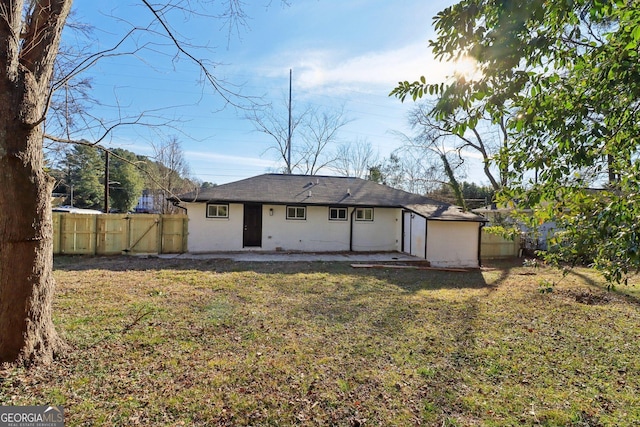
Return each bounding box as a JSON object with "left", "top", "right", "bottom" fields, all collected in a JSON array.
[{"left": 125, "top": 214, "right": 160, "bottom": 254}]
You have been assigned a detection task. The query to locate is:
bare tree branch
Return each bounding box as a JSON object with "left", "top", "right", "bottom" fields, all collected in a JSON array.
[
  {"left": 408, "top": 101, "right": 504, "bottom": 190},
  {"left": 332, "top": 138, "right": 379, "bottom": 179},
  {"left": 141, "top": 0, "right": 246, "bottom": 107}
]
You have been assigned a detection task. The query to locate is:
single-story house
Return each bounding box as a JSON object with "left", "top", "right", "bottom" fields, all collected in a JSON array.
[{"left": 173, "top": 174, "right": 487, "bottom": 268}]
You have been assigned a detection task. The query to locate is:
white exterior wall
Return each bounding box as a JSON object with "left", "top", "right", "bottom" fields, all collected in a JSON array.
[
  {"left": 186, "top": 202, "right": 402, "bottom": 253},
  {"left": 426, "top": 220, "right": 480, "bottom": 268},
  {"left": 185, "top": 202, "right": 245, "bottom": 252},
  {"left": 262, "top": 205, "right": 351, "bottom": 251},
  {"left": 351, "top": 207, "right": 401, "bottom": 252}
]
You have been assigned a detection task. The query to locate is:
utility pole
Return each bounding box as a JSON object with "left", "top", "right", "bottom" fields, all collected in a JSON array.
[
  {"left": 104, "top": 151, "right": 109, "bottom": 213},
  {"left": 287, "top": 68, "right": 292, "bottom": 174}
]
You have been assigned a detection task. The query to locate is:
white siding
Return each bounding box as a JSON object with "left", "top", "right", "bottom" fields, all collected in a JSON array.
[
  {"left": 186, "top": 202, "right": 402, "bottom": 253},
  {"left": 426, "top": 220, "right": 480, "bottom": 268}
]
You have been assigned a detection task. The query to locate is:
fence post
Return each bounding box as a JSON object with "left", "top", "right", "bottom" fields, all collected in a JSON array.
[
  {"left": 182, "top": 216, "right": 188, "bottom": 253},
  {"left": 93, "top": 215, "right": 98, "bottom": 255},
  {"left": 52, "top": 213, "right": 61, "bottom": 255},
  {"left": 157, "top": 215, "right": 164, "bottom": 254},
  {"left": 126, "top": 215, "right": 132, "bottom": 255}
]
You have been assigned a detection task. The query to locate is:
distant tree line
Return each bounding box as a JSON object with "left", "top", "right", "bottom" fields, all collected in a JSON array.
[
  {"left": 365, "top": 152, "right": 494, "bottom": 209},
  {"left": 49, "top": 138, "right": 202, "bottom": 213}
]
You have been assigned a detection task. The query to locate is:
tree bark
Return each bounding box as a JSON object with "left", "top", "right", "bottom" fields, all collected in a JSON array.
[
  {"left": 440, "top": 154, "right": 467, "bottom": 211},
  {"left": 0, "top": 0, "right": 72, "bottom": 365},
  {"left": 0, "top": 123, "right": 65, "bottom": 365}
]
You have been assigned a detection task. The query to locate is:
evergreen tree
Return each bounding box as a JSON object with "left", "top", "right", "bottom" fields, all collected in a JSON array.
[
  {"left": 66, "top": 145, "right": 103, "bottom": 209},
  {"left": 109, "top": 149, "right": 144, "bottom": 213}
]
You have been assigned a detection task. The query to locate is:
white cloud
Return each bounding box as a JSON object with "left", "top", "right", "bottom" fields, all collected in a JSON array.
[{"left": 259, "top": 42, "right": 458, "bottom": 95}]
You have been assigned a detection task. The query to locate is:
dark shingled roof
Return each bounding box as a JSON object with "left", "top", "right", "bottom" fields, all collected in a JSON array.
[{"left": 176, "top": 174, "right": 486, "bottom": 222}]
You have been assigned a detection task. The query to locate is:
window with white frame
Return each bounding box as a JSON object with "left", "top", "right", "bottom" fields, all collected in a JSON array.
[
  {"left": 329, "top": 207, "right": 348, "bottom": 221},
  {"left": 206, "top": 203, "right": 228, "bottom": 218},
  {"left": 286, "top": 206, "right": 306, "bottom": 220},
  {"left": 355, "top": 207, "right": 374, "bottom": 221}
]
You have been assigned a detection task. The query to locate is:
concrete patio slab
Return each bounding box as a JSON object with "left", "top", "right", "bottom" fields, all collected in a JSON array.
[{"left": 157, "top": 251, "right": 421, "bottom": 263}]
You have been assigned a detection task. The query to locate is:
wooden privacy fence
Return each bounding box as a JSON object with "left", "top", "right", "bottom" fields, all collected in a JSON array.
[
  {"left": 53, "top": 213, "right": 187, "bottom": 255},
  {"left": 480, "top": 230, "right": 521, "bottom": 260}
]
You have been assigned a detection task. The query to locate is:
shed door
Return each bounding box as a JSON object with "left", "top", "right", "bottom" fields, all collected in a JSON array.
[
  {"left": 411, "top": 215, "right": 427, "bottom": 259},
  {"left": 243, "top": 204, "right": 262, "bottom": 247},
  {"left": 403, "top": 211, "right": 412, "bottom": 253},
  {"left": 403, "top": 212, "right": 427, "bottom": 259}
]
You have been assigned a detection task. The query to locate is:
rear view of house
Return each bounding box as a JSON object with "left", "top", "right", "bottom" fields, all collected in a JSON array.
[{"left": 174, "top": 174, "right": 486, "bottom": 268}]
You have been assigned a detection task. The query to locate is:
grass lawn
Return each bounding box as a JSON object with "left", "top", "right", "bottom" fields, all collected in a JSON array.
[{"left": 2, "top": 256, "right": 640, "bottom": 426}]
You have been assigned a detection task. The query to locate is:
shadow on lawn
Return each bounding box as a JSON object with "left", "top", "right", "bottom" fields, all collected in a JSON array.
[
  {"left": 54, "top": 255, "right": 496, "bottom": 293},
  {"left": 564, "top": 268, "right": 640, "bottom": 307},
  {"left": 52, "top": 255, "right": 503, "bottom": 420}
]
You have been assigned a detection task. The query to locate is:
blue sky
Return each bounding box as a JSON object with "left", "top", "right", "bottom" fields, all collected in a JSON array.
[{"left": 64, "top": 0, "right": 484, "bottom": 185}]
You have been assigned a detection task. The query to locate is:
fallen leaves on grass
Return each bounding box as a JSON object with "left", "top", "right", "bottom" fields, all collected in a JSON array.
[{"left": 1, "top": 257, "right": 639, "bottom": 425}]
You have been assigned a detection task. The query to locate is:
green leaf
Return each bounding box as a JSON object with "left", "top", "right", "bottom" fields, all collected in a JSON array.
[{"left": 632, "top": 21, "right": 640, "bottom": 41}]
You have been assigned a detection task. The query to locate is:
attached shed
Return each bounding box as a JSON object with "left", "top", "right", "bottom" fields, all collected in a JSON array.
[{"left": 403, "top": 204, "right": 486, "bottom": 268}]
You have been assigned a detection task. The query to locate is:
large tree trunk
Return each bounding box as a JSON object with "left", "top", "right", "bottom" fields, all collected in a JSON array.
[
  {"left": 0, "top": 0, "right": 72, "bottom": 365},
  {"left": 0, "top": 124, "right": 64, "bottom": 365}
]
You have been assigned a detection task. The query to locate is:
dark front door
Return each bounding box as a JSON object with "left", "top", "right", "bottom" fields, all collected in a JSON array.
[{"left": 243, "top": 204, "right": 262, "bottom": 247}]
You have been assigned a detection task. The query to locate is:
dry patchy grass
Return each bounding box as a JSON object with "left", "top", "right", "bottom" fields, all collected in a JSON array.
[{"left": 2, "top": 257, "right": 640, "bottom": 426}]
